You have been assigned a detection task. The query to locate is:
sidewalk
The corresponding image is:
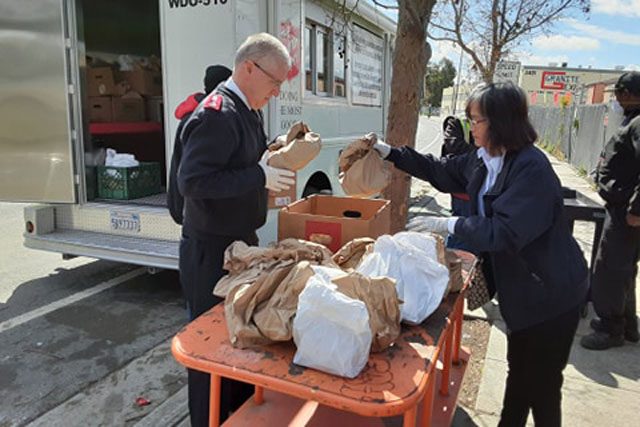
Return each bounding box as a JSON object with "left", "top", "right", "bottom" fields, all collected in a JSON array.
[{"left": 408, "top": 151, "right": 640, "bottom": 426}]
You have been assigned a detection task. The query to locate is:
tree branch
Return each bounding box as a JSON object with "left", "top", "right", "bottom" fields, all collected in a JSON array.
[{"left": 370, "top": 0, "right": 398, "bottom": 10}]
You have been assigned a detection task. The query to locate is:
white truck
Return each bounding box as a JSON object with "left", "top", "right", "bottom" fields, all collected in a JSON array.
[{"left": 0, "top": 0, "right": 395, "bottom": 270}]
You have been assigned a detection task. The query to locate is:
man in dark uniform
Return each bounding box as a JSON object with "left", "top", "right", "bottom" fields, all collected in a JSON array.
[
  {"left": 582, "top": 71, "right": 640, "bottom": 350},
  {"left": 167, "top": 64, "right": 232, "bottom": 226},
  {"left": 177, "top": 33, "right": 293, "bottom": 425}
]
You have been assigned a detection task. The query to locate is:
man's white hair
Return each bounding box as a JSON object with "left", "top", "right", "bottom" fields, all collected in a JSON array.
[{"left": 234, "top": 33, "right": 291, "bottom": 68}]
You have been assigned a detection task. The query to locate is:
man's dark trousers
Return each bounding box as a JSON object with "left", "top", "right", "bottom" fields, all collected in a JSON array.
[
  {"left": 179, "top": 231, "right": 257, "bottom": 427},
  {"left": 498, "top": 305, "right": 580, "bottom": 427},
  {"left": 592, "top": 204, "right": 640, "bottom": 336}
]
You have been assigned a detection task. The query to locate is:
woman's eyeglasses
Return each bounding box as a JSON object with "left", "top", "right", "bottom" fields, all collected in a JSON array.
[{"left": 468, "top": 117, "right": 488, "bottom": 126}]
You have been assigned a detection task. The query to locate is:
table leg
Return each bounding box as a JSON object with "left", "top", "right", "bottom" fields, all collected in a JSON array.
[
  {"left": 453, "top": 297, "right": 463, "bottom": 365},
  {"left": 440, "top": 319, "right": 453, "bottom": 396},
  {"left": 209, "top": 374, "right": 221, "bottom": 427},
  {"left": 403, "top": 405, "right": 417, "bottom": 427},
  {"left": 254, "top": 385, "right": 264, "bottom": 404},
  {"left": 420, "top": 370, "right": 436, "bottom": 427},
  {"left": 290, "top": 400, "right": 319, "bottom": 426}
]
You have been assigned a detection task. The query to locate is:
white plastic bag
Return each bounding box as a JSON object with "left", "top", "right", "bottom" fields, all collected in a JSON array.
[
  {"left": 292, "top": 275, "right": 372, "bottom": 378},
  {"left": 357, "top": 233, "right": 449, "bottom": 324},
  {"left": 105, "top": 148, "right": 139, "bottom": 167}
]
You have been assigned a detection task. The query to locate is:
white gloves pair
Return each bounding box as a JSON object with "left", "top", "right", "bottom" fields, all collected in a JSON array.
[
  {"left": 259, "top": 151, "right": 295, "bottom": 192},
  {"left": 406, "top": 216, "right": 450, "bottom": 234}
]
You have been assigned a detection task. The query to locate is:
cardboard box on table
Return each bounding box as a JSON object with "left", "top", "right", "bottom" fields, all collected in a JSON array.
[{"left": 278, "top": 195, "right": 391, "bottom": 252}]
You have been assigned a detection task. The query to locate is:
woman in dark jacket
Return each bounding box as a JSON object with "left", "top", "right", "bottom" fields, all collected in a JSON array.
[{"left": 374, "top": 82, "right": 588, "bottom": 427}]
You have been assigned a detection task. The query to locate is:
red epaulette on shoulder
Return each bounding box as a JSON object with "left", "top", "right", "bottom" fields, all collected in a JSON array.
[{"left": 204, "top": 93, "right": 223, "bottom": 111}]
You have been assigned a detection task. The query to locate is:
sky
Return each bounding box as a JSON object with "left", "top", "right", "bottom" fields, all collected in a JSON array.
[{"left": 372, "top": 0, "right": 640, "bottom": 75}]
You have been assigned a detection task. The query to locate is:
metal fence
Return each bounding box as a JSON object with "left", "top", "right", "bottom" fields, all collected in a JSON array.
[{"left": 529, "top": 104, "right": 624, "bottom": 176}]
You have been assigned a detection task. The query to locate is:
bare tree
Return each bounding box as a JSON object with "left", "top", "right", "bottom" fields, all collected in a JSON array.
[
  {"left": 429, "top": 0, "right": 590, "bottom": 83},
  {"left": 370, "top": 0, "right": 438, "bottom": 232}
]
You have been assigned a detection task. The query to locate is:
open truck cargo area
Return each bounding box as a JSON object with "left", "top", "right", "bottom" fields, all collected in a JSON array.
[{"left": 0, "top": 0, "right": 396, "bottom": 269}]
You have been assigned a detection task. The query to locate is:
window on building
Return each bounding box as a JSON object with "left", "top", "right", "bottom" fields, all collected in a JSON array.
[
  {"left": 305, "top": 20, "right": 347, "bottom": 99},
  {"left": 305, "top": 25, "right": 313, "bottom": 91},
  {"left": 316, "top": 27, "right": 329, "bottom": 94},
  {"left": 333, "top": 34, "right": 346, "bottom": 97}
]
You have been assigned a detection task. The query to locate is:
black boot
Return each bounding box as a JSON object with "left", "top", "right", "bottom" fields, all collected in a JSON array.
[
  {"left": 581, "top": 331, "right": 624, "bottom": 350},
  {"left": 591, "top": 318, "right": 640, "bottom": 343},
  {"left": 623, "top": 316, "right": 640, "bottom": 343}
]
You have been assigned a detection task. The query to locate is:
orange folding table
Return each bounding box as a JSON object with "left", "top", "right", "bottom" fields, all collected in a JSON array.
[{"left": 172, "top": 251, "right": 475, "bottom": 427}]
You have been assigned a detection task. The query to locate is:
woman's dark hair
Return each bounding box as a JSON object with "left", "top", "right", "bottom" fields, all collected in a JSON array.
[{"left": 465, "top": 82, "right": 537, "bottom": 154}]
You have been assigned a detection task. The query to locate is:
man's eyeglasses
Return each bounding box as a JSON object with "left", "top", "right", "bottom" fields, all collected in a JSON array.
[{"left": 252, "top": 61, "right": 285, "bottom": 87}]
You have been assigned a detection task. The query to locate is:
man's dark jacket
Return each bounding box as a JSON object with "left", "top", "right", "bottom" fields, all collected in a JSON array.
[
  {"left": 178, "top": 86, "right": 268, "bottom": 240},
  {"left": 387, "top": 145, "right": 589, "bottom": 332},
  {"left": 167, "top": 92, "right": 205, "bottom": 225},
  {"left": 596, "top": 109, "right": 640, "bottom": 214}
]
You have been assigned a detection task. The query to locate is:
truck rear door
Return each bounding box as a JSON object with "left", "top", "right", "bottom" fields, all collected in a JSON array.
[{"left": 0, "top": 0, "right": 78, "bottom": 203}]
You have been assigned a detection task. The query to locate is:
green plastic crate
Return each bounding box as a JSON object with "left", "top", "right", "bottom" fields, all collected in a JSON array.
[{"left": 97, "top": 162, "right": 161, "bottom": 200}]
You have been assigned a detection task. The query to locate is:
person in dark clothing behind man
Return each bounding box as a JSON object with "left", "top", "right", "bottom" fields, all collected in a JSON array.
[
  {"left": 167, "top": 65, "right": 232, "bottom": 225},
  {"left": 177, "top": 33, "right": 293, "bottom": 426},
  {"left": 581, "top": 71, "right": 640, "bottom": 350},
  {"left": 440, "top": 115, "right": 475, "bottom": 251},
  {"left": 373, "top": 82, "right": 588, "bottom": 426}
]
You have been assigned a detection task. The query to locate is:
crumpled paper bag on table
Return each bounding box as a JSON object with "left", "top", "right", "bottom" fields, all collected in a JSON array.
[
  {"left": 219, "top": 238, "right": 401, "bottom": 353},
  {"left": 217, "top": 239, "right": 336, "bottom": 348}
]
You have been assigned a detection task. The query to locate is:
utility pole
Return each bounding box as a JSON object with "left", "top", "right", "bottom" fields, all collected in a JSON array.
[{"left": 452, "top": 43, "right": 464, "bottom": 115}]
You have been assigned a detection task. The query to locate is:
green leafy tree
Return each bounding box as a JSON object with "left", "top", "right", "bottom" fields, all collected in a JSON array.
[{"left": 424, "top": 58, "right": 456, "bottom": 107}]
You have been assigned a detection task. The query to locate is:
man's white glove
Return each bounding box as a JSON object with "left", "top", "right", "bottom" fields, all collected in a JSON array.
[
  {"left": 259, "top": 151, "right": 295, "bottom": 192},
  {"left": 373, "top": 139, "right": 391, "bottom": 159},
  {"left": 407, "top": 216, "right": 449, "bottom": 234}
]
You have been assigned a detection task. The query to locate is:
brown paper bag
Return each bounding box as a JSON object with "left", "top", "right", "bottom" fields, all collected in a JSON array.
[
  {"left": 339, "top": 134, "right": 391, "bottom": 197},
  {"left": 252, "top": 262, "right": 317, "bottom": 342},
  {"left": 220, "top": 240, "right": 336, "bottom": 348},
  {"left": 215, "top": 239, "right": 335, "bottom": 298},
  {"left": 332, "top": 237, "right": 375, "bottom": 270},
  {"left": 268, "top": 122, "right": 321, "bottom": 171},
  {"left": 332, "top": 272, "right": 401, "bottom": 352}
]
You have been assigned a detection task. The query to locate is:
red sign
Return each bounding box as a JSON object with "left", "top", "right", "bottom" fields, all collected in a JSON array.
[
  {"left": 541, "top": 71, "right": 566, "bottom": 90},
  {"left": 304, "top": 221, "right": 342, "bottom": 253}
]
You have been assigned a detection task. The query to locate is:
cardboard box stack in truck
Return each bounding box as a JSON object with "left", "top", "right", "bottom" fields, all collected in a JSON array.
[{"left": 87, "top": 57, "right": 163, "bottom": 123}]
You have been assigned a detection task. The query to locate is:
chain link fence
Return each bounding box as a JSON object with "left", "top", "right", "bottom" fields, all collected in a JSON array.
[{"left": 529, "top": 104, "right": 624, "bottom": 177}]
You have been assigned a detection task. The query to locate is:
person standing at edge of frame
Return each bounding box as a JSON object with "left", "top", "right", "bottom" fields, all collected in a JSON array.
[
  {"left": 372, "top": 82, "right": 588, "bottom": 427},
  {"left": 177, "top": 33, "right": 294, "bottom": 426},
  {"left": 167, "top": 64, "right": 232, "bottom": 228},
  {"left": 439, "top": 114, "right": 476, "bottom": 252},
  {"left": 582, "top": 71, "right": 640, "bottom": 350}
]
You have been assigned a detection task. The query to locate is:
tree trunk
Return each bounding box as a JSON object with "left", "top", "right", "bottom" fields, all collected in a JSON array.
[{"left": 382, "top": 0, "right": 437, "bottom": 233}]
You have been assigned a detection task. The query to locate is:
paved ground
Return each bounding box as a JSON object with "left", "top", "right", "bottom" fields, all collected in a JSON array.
[{"left": 408, "top": 150, "right": 640, "bottom": 427}]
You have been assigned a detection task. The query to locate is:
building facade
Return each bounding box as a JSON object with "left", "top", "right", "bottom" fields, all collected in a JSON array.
[{"left": 440, "top": 64, "right": 625, "bottom": 114}]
